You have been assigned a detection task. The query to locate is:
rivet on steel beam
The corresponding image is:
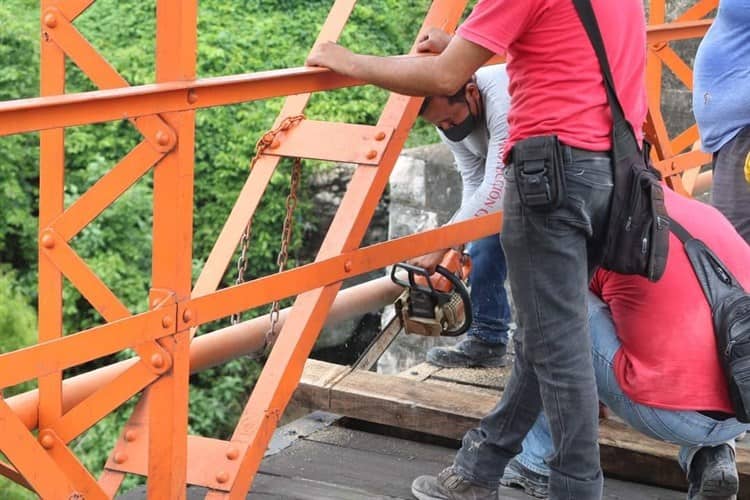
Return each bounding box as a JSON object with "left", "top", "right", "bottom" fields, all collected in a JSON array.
[
  {"left": 375, "top": 131, "right": 387, "bottom": 141},
  {"left": 187, "top": 89, "right": 198, "bottom": 104},
  {"left": 270, "top": 139, "right": 281, "bottom": 150},
  {"left": 182, "top": 308, "right": 193, "bottom": 323},
  {"left": 344, "top": 260, "right": 353, "bottom": 273},
  {"left": 124, "top": 430, "right": 137, "bottom": 442},
  {"left": 162, "top": 315, "right": 173, "bottom": 329},
  {"left": 150, "top": 353, "right": 165, "bottom": 369},
  {"left": 366, "top": 150, "right": 378, "bottom": 160},
  {"left": 226, "top": 447, "right": 240, "bottom": 460},
  {"left": 216, "top": 471, "right": 230, "bottom": 484},
  {"left": 41, "top": 233, "right": 55, "bottom": 249},
  {"left": 156, "top": 131, "right": 170, "bottom": 146},
  {"left": 43, "top": 13, "right": 57, "bottom": 28},
  {"left": 113, "top": 452, "right": 127, "bottom": 464},
  {"left": 40, "top": 432, "right": 55, "bottom": 449}
]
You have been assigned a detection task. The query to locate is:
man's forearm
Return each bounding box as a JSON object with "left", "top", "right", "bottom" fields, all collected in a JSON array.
[
  {"left": 307, "top": 35, "right": 494, "bottom": 97},
  {"left": 338, "top": 54, "right": 457, "bottom": 97}
]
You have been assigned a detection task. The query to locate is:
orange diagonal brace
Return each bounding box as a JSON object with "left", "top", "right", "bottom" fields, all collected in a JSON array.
[
  {"left": 51, "top": 358, "right": 159, "bottom": 444},
  {"left": 677, "top": 0, "right": 718, "bottom": 22},
  {"left": 50, "top": 0, "right": 96, "bottom": 21},
  {"left": 57, "top": 143, "right": 162, "bottom": 240},
  {"left": 0, "top": 399, "right": 78, "bottom": 497},
  {"left": 39, "top": 229, "right": 131, "bottom": 322},
  {"left": 37, "top": 428, "right": 108, "bottom": 499},
  {"left": 671, "top": 123, "right": 702, "bottom": 155},
  {"left": 42, "top": 7, "right": 176, "bottom": 152},
  {"left": 52, "top": 140, "right": 164, "bottom": 241},
  {"left": 0, "top": 460, "right": 32, "bottom": 492},
  {"left": 655, "top": 45, "right": 695, "bottom": 89}
]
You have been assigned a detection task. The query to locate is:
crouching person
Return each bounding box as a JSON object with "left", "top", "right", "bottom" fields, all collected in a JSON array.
[{"left": 502, "top": 187, "right": 750, "bottom": 500}]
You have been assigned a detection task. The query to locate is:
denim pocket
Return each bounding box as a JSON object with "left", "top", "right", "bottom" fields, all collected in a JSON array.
[{"left": 566, "top": 157, "right": 614, "bottom": 190}]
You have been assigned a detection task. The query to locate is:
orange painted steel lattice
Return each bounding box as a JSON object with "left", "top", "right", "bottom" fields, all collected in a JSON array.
[{"left": 0, "top": 0, "right": 716, "bottom": 498}]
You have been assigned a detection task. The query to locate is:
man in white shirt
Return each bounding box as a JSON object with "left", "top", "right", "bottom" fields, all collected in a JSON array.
[{"left": 411, "top": 63, "right": 512, "bottom": 368}]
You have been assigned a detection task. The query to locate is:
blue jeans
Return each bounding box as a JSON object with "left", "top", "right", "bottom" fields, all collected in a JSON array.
[
  {"left": 454, "top": 146, "right": 614, "bottom": 499},
  {"left": 517, "top": 293, "right": 749, "bottom": 476},
  {"left": 467, "top": 234, "right": 511, "bottom": 345}
]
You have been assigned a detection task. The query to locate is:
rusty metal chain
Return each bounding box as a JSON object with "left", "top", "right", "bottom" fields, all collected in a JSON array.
[
  {"left": 231, "top": 114, "right": 305, "bottom": 326},
  {"left": 265, "top": 156, "right": 302, "bottom": 348}
]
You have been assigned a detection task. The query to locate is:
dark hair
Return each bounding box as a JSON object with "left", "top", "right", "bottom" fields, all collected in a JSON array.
[{"left": 419, "top": 79, "right": 473, "bottom": 116}]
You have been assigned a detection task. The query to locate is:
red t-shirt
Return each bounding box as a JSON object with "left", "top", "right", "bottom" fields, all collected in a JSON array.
[
  {"left": 457, "top": 0, "right": 647, "bottom": 158},
  {"left": 590, "top": 187, "right": 750, "bottom": 413}
]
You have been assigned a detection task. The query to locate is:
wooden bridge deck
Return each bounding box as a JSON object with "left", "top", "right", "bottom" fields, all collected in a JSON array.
[{"left": 290, "top": 357, "right": 750, "bottom": 500}]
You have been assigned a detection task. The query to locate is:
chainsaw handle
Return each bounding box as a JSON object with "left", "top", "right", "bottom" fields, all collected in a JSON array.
[
  {"left": 390, "top": 262, "right": 438, "bottom": 296},
  {"left": 434, "top": 265, "right": 473, "bottom": 337}
]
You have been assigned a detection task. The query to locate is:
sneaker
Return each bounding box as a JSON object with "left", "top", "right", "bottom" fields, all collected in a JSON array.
[
  {"left": 426, "top": 337, "right": 507, "bottom": 368},
  {"left": 499, "top": 459, "right": 549, "bottom": 499},
  {"left": 411, "top": 466, "right": 497, "bottom": 500},
  {"left": 687, "top": 444, "right": 739, "bottom": 500}
]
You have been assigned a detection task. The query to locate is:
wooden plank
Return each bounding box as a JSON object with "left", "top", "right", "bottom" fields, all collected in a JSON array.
[
  {"left": 296, "top": 360, "right": 750, "bottom": 498},
  {"left": 259, "top": 437, "right": 445, "bottom": 498}
]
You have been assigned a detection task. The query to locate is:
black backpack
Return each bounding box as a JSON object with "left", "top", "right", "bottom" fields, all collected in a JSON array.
[
  {"left": 671, "top": 218, "right": 750, "bottom": 422},
  {"left": 573, "top": 0, "right": 670, "bottom": 282}
]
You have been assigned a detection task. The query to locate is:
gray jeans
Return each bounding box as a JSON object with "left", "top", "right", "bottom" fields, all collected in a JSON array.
[
  {"left": 453, "top": 145, "right": 614, "bottom": 500},
  {"left": 712, "top": 126, "right": 750, "bottom": 245}
]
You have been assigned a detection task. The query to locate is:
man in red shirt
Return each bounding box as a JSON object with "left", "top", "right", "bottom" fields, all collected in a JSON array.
[
  {"left": 501, "top": 187, "right": 750, "bottom": 500},
  {"left": 308, "top": 1, "right": 647, "bottom": 499}
]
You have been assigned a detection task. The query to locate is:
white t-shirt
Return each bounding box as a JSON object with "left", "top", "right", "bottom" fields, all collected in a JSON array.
[{"left": 439, "top": 64, "right": 510, "bottom": 223}]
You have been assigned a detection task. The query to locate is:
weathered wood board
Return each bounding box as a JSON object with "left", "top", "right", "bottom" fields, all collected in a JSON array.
[{"left": 294, "top": 359, "right": 750, "bottom": 499}]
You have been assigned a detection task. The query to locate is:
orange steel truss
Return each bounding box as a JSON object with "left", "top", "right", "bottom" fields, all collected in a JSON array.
[{"left": 0, "top": 0, "right": 717, "bottom": 498}]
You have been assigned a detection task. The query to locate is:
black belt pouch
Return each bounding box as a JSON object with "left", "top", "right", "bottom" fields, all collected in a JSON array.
[{"left": 511, "top": 135, "right": 566, "bottom": 212}]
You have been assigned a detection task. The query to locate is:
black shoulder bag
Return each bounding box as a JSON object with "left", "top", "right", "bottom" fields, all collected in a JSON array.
[
  {"left": 572, "top": 0, "right": 670, "bottom": 282},
  {"left": 671, "top": 218, "right": 750, "bottom": 422}
]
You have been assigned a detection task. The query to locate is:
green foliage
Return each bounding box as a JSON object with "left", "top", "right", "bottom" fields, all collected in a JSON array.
[{"left": 0, "top": 0, "right": 443, "bottom": 492}]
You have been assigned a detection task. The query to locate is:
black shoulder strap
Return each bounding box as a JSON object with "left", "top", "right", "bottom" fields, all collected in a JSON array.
[
  {"left": 571, "top": 0, "right": 639, "bottom": 153},
  {"left": 668, "top": 217, "right": 742, "bottom": 307},
  {"left": 667, "top": 217, "right": 694, "bottom": 244}
]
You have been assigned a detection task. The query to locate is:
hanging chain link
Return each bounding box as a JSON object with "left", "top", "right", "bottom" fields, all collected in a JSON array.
[
  {"left": 231, "top": 114, "right": 305, "bottom": 327},
  {"left": 265, "top": 156, "right": 302, "bottom": 348}
]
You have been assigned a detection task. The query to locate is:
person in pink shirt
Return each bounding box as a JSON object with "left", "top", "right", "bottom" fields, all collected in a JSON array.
[
  {"left": 503, "top": 187, "right": 750, "bottom": 500},
  {"left": 307, "top": 1, "right": 647, "bottom": 499}
]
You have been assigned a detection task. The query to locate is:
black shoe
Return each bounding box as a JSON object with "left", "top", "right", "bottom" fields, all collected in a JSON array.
[
  {"left": 426, "top": 337, "right": 507, "bottom": 368},
  {"left": 411, "top": 466, "right": 497, "bottom": 500},
  {"left": 687, "top": 444, "right": 738, "bottom": 500},
  {"left": 499, "top": 459, "right": 549, "bottom": 499}
]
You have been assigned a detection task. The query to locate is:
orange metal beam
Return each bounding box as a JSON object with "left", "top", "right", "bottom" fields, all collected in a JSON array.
[
  {"left": 264, "top": 120, "right": 394, "bottom": 165},
  {"left": 0, "top": 22, "right": 708, "bottom": 139},
  {"left": 0, "top": 67, "right": 363, "bottom": 136},
  {"left": 38, "top": 0, "right": 66, "bottom": 439},
  {"left": 0, "top": 306, "right": 174, "bottom": 389},
  {"left": 5, "top": 275, "right": 401, "bottom": 432}
]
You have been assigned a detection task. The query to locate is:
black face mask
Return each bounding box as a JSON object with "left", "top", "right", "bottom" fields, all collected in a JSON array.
[{"left": 442, "top": 111, "right": 477, "bottom": 142}]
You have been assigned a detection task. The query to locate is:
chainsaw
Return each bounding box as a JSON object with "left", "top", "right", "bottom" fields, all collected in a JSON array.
[{"left": 390, "top": 249, "right": 473, "bottom": 337}]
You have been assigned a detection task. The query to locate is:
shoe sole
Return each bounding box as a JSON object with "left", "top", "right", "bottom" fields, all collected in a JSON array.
[
  {"left": 500, "top": 475, "right": 548, "bottom": 499},
  {"left": 700, "top": 472, "right": 739, "bottom": 498}
]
